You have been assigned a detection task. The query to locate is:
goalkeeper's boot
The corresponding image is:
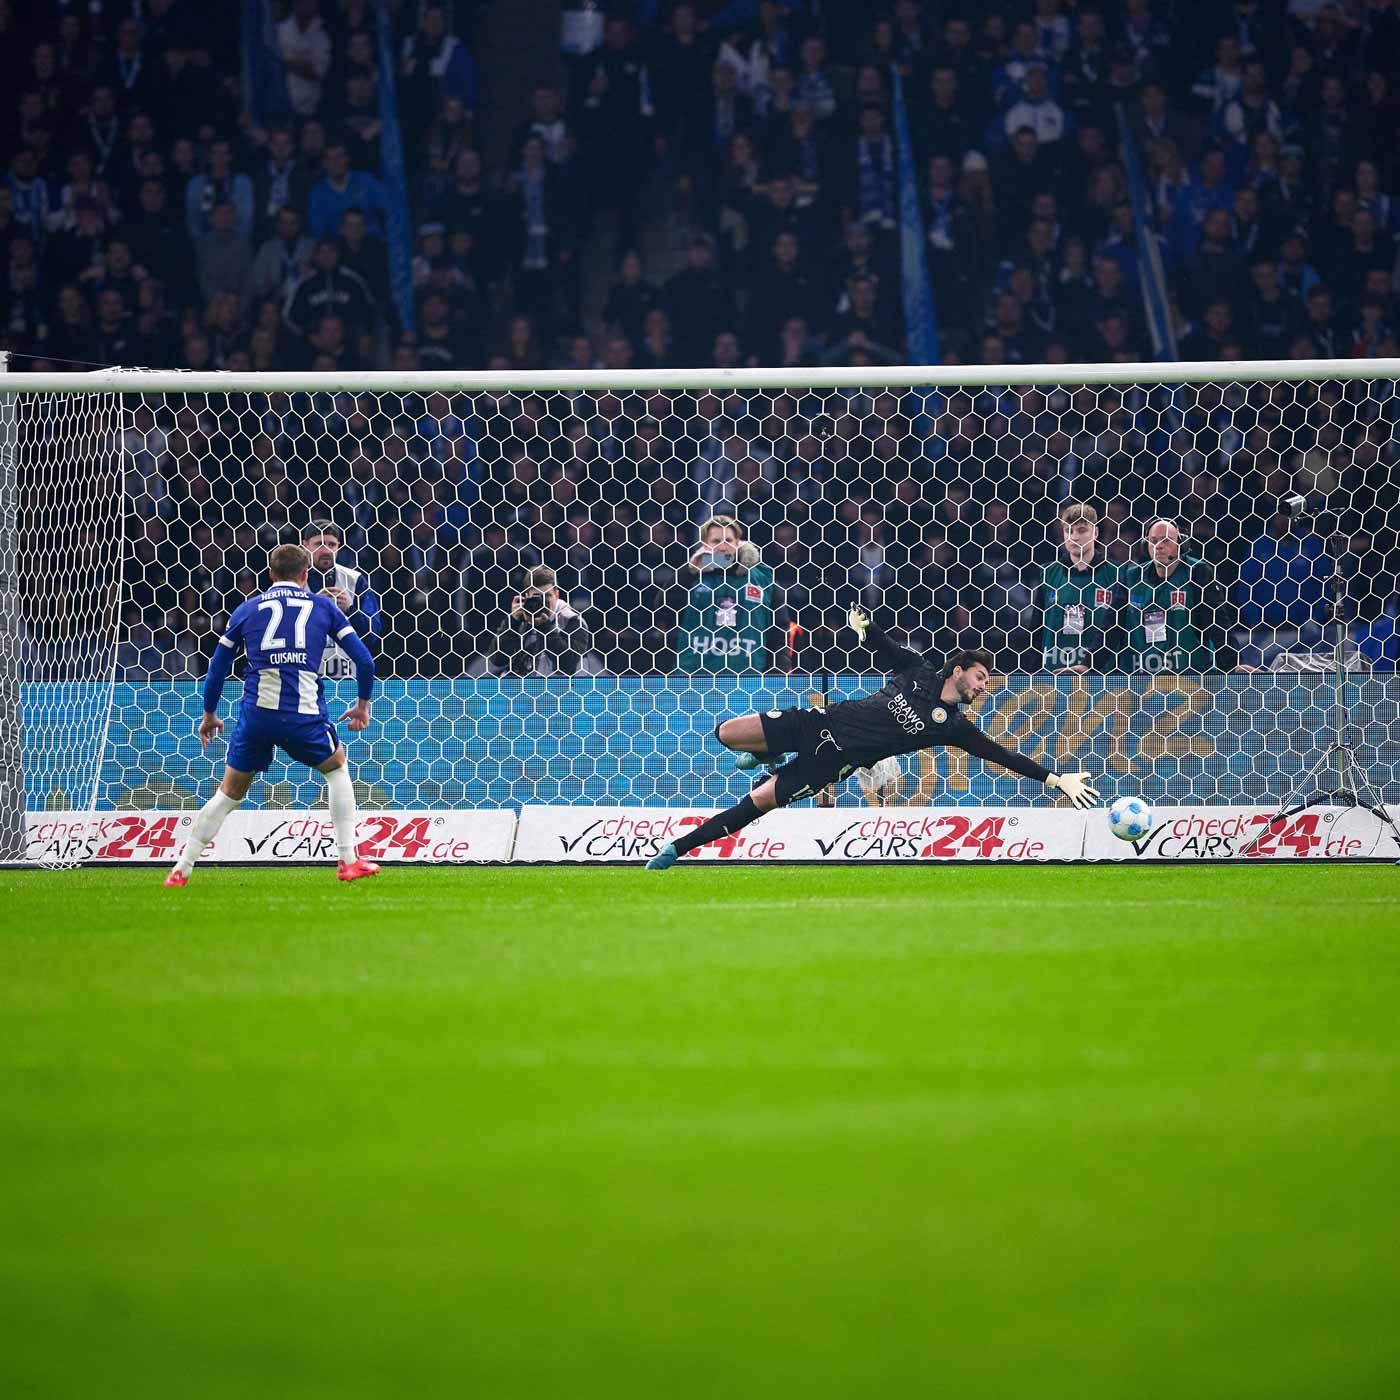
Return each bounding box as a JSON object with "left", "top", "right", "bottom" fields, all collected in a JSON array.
[
  {"left": 338, "top": 855, "right": 381, "bottom": 882},
  {"left": 737, "top": 750, "right": 787, "bottom": 772},
  {"left": 163, "top": 869, "right": 189, "bottom": 888},
  {"left": 646, "top": 842, "right": 679, "bottom": 872}
]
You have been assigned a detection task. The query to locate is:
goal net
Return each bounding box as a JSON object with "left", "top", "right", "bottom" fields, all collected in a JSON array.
[
  {"left": 3, "top": 361, "right": 1398, "bottom": 861},
  {"left": 1, "top": 378, "right": 124, "bottom": 860}
]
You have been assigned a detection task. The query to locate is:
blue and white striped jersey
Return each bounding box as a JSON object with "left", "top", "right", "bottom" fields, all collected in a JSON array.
[{"left": 216, "top": 583, "right": 357, "bottom": 718}]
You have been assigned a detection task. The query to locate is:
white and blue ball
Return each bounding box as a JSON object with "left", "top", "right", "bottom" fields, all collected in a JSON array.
[{"left": 1108, "top": 796, "right": 1154, "bottom": 842}]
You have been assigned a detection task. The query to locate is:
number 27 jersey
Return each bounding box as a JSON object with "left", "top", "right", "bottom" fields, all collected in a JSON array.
[{"left": 217, "top": 583, "right": 358, "bottom": 719}]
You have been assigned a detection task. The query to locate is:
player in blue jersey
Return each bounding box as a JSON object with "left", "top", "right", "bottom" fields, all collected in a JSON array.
[{"left": 165, "top": 543, "right": 380, "bottom": 886}]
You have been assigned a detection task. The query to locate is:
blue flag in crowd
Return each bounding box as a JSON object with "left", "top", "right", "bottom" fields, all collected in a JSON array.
[
  {"left": 892, "top": 65, "right": 940, "bottom": 365},
  {"left": 377, "top": 4, "right": 417, "bottom": 336}
]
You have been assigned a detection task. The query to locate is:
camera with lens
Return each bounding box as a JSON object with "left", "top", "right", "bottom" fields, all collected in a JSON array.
[
  {"left": 514, "top": 565, "right": 561, "bottom": 627},
  {"left": 521, "top": 589, "right": 554, "bottom": 620}
]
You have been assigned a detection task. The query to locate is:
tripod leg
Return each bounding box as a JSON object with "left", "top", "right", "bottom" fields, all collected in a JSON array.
[
  {"left": 1347, "top": 764, "right": 1400, "bottom": 860},
  {"left": 1237, "top": 745, "right": 1339, "bottom": 858}
]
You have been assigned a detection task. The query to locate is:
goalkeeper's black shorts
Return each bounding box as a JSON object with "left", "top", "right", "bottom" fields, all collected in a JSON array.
[{"left": 758, "top": 706, "right": 857, "bottom": 806}]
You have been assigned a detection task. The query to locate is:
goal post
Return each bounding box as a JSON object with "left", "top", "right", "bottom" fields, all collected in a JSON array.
[
  {"left": 2, "top": 358, "right": 1398, "bottom": 864},
  {"left": 0, "top": 354, "right": 22, "bottom": 861}
]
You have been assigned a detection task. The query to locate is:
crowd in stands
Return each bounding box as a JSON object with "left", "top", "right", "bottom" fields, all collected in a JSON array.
[
  {"left": 51, "top": 374, "right": 1400, "bottom": 680},
  {"left": 10, "top": 1, "right": 1400, "bottom": 375},
  {"left": 3, "top": 1, "right": 1399, "bottom": 677}
]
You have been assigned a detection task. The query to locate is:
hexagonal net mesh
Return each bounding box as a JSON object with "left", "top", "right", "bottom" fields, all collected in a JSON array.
[
  {"left": 5, "top": 386, "right": 125, "bottom": 829},
  {"left": 6, "top": 367, "right": 1400, "bottom": 824}
]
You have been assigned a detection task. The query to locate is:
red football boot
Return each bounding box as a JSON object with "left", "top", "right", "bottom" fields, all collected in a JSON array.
[
  {"left": 337, "top": 856, "right": 380, "bottom": 882},
  {"left": 163, "top": 870, "right": 189, "bottom": 888}
]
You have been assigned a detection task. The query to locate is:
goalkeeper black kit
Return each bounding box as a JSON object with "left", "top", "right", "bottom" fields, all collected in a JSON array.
[{"left": 759, "top": 623, "right": 1052, "bottom": 805}]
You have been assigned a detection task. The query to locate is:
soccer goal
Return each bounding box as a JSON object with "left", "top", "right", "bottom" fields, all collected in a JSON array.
[{"left": 3, "top": 357, "right": 1398, "bottom": 865}]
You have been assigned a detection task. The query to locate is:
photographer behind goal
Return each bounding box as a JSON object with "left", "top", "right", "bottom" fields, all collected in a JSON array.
[
  {"left": 646, "top": 606, "right": 1098, "bottom": 870},
  {"left": 500, "top": 565, "right": 597, "bottom": 677}
]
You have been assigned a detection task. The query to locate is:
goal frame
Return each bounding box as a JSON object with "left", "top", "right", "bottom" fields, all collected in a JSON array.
[
  {"left": 4, "top": 356, "right": 1400, "bottom": 866},
  {"left": 5, "top": 356, "right": 1400, "bottom": 397}
]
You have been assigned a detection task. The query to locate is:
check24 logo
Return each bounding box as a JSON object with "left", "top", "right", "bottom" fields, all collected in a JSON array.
[
  {"left": 94, "top": 815, "right": 184, "bottom": 859},
  {"left": 1241, "top": 813, "right": 1321, "bottom": 857},
  {"left": 919, "top": 816, "right": 1006, "bottom": 858},
  {"left": 357, "top": 815, "right": 434, "bottom": 858}
]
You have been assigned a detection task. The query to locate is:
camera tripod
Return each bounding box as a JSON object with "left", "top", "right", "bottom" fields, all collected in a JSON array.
[{"left": 1239, "top": 538, "right": 1400, "bottom": 860}]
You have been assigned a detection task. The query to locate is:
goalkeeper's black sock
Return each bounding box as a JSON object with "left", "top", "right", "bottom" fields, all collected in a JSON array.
[{"left": 672, "top": 794, "right": 764, "bottom": 856}]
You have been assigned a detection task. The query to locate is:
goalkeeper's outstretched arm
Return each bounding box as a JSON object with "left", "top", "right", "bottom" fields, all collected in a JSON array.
[
  {"left": 949, "top": 723, "right": 1053, "bottom": 786},
  {"left": 944, "top": 718, "right": 1097, "bottom": 808},
  {"left": 847, "top": 605, "right": 922, "bottom": 672}
]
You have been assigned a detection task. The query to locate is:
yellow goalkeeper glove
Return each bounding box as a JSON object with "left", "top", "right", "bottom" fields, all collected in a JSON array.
[
  {"left": 1046, "top": 771, "right": 1100, "bottom": 810},
  {"left": 1047, "top": 778, "right": 1097, "bottom": 812},
  {"left": 847, "top": 604, "right": 871, "bottom": 640}
]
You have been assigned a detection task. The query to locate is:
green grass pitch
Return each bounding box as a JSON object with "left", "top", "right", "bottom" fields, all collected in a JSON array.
[{"left": 2, "top": 864, "right": 1399, "bottom": 1399}]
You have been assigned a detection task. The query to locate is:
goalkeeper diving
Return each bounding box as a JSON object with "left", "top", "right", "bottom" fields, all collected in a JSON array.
[{"left": 646, "top": 606, "right": 1099, "bottom": 870}]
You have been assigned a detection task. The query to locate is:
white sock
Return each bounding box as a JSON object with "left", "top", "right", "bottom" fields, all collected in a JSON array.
[
  {"left": 174, "top": 790, "right": 242, "bottom": 875},
  {"left": 325, "top": 765, "right": 358, "bottom": 863}
]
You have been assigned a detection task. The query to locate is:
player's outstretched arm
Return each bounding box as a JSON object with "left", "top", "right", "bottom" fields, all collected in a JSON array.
[
  {"left": 848, "top": 605, "right": 923, "bottom": 672},
  {"left": 949, "top": 724, "right": 1100, "bottom": 808}
]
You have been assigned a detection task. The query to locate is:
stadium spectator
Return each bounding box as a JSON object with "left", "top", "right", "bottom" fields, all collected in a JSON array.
[
  {"left": 845, "top": 103, "right": 898, "bottom": 233},
  {"left": 185, "top": 139, "right": 254, "bottom": 244},
  {"left": 251, "top": 206, "right": 313, "bottom": 310},
  {"left": 575, "top": 14, "right": 653, "bottom": 253},
  {"left": 1122, "top": 520, "right": 1221, "bottom": 674},
  {"left": 1038, "top": 502, "right": 1121, "bottom": 674},
  {"left": 337, "top": 206, "right": 391, "bottom": 315},
  {"left": 7, "top": 147, "right": 52, "bottom": 245},
  {"left": 794, "top": 34, "right": 837, "bottom": 122},
  {"left": 277, "top": 0, "right": 333, "bottom": 118},
  {"left": 308, "top": 142, "right": 387, "bottom": 240},
  {"left": 195, "top": 201, "right": 252, "bottom": 307},
  {"left": 400, "top": 3, "right": 478, "bottom": 131},
  {"left": 603, "top": 249, "right": 659, "bottom": 348},
  {"left": 664, "top": 235, "right": 736, "bottom": 367},
  {"left": 46, "top": 198, "right": 108, "bottom": 290},
  {"left": 302, "top": 519, "right": 381, "bottom": 683},
  {"left": 1003, "top": 62, "right": 1070, "bottom": 147},
  {"left": 1241, "top": 255, "right": 1295, "bottom": 358},
  {"left": 284, "top": 237, "right": 376, "bottom": 343},
  {"left": 503, "top": 134, "right": 576, "bottom": 334},
  {"left": 677, "top": 515, "right": 775, "bottom": 675},
  {"left": 826, "top": 273, "right": 903, "bottom": 363},
  {"left": 251, "top": 126, "right": 313, "bottom": 240}
]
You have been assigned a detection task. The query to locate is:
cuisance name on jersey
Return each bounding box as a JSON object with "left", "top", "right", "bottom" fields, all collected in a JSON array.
[
  {"left": 886, "top": 690, "right": 926, "bottom": 735},
  {"left": 268, "top": 651, "right": 309, "bottom": 665}
]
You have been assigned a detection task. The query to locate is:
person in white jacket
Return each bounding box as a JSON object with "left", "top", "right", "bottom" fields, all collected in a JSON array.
[{"left": 278, "top": 0, "right": 332, "bottom": 118}]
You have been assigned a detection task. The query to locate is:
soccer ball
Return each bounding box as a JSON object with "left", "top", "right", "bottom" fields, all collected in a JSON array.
[{"left": 1108, "top": 796, "right": 1154, "bottom": 842}]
